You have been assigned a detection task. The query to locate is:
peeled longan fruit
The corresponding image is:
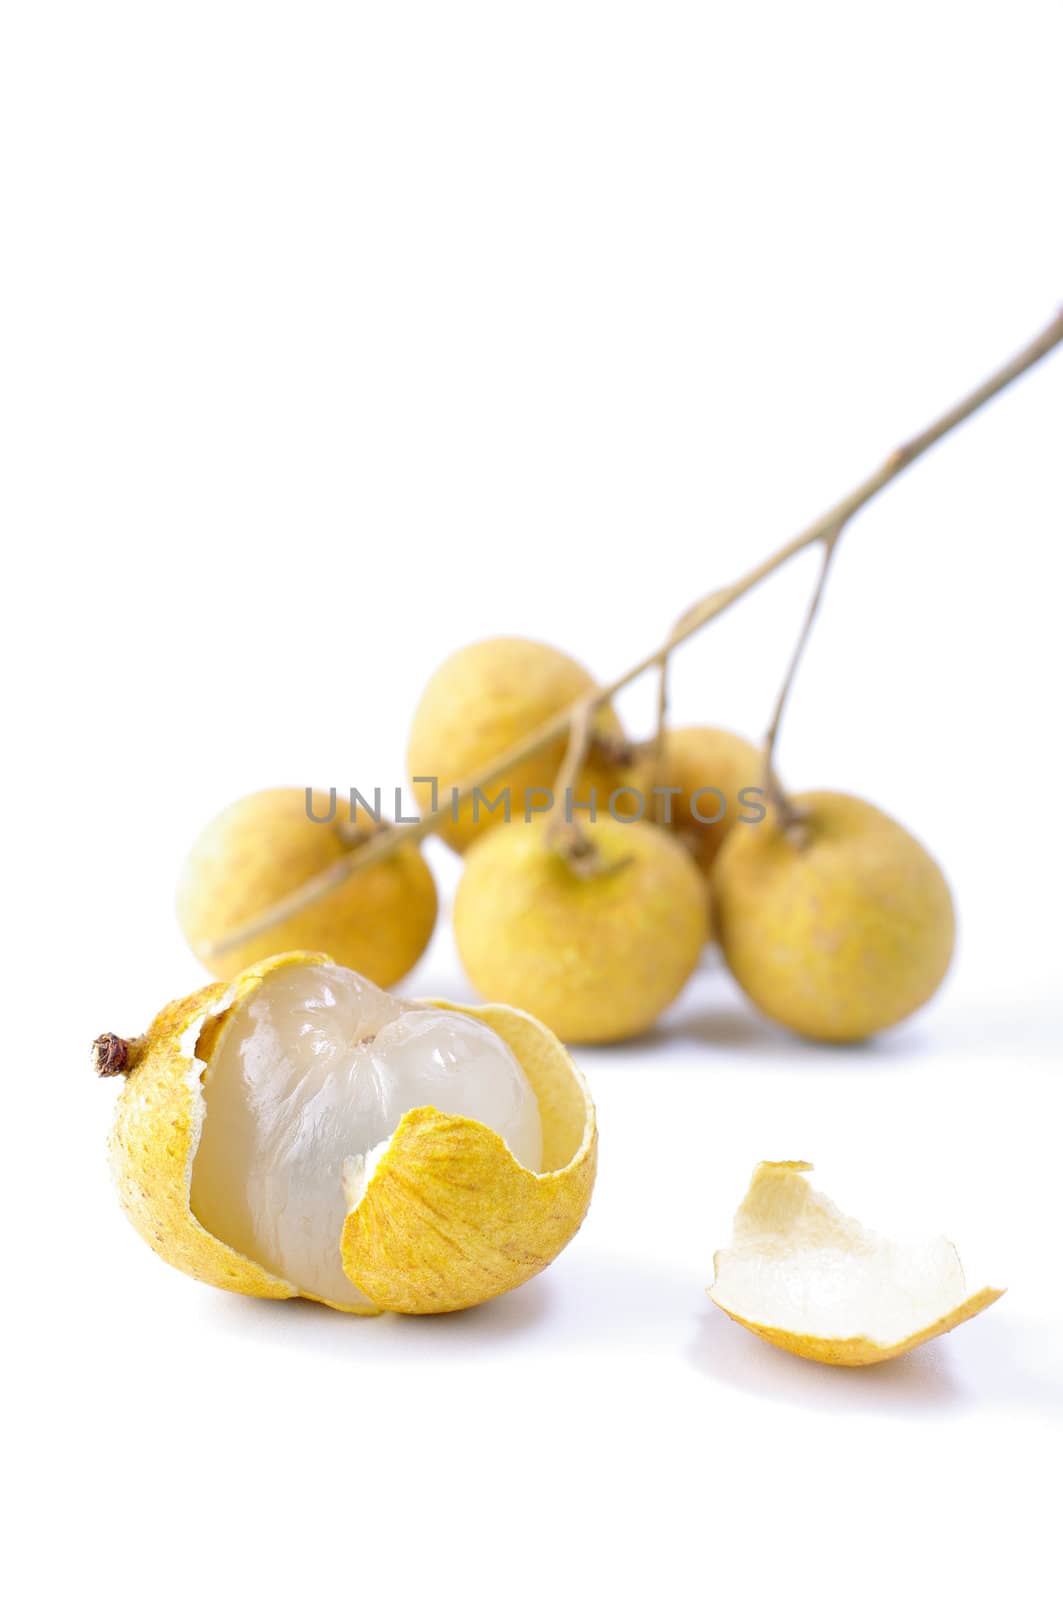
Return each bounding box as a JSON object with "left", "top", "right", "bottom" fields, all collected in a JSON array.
[
  {"left": 713, "top": 790, "right": 955, "bottom": 1042},
  {"left": 97, "top": 952, "right": 596, "bottom": 1314},
  {"left": 407, "top": 637, "right": 637, "bottom": 854},
  {"left": 177, "top": 788, "right": 437, "bottom": 986},
  {"left": 454, "top": 815, "right": 708, "bottom": 1044},
  {"left": 655, "top": 725, "right": 764, "bottom": 877}
]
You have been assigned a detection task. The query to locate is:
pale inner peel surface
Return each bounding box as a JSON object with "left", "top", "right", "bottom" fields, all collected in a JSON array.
[
  {"left": 190, "top": 962, "right": 543, "bottom": 1308},
  {"left": 713, "top": 1163, "right": 982, "bottom": 1347}
]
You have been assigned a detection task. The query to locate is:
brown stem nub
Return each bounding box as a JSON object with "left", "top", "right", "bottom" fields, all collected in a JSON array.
[
  {"left": 589, "top": 730, "right": 637, "bottom": 770},
  {"left": 93, "top": 1033, "right": 133, "bottom": 1078},
  {"left": 548, "top": 823, "right": 633, "bottom": 880}
]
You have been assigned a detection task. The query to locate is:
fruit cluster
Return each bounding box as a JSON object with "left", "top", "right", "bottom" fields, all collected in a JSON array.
[
  {"left": 99, "top": 317, "right": 1060, "bottom": 1330},
  {"left": 177, "top": 634, "right": 955, "bottom": 1047}
]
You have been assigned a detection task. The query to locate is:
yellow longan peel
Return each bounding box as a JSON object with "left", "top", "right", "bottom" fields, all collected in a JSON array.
[
  {"left": 99, "top": 952, "right": 597, "bottom": 1316},
  {"left": 103, "top": 957, "right": 304, "bottom": 1307},
  {"left": 709, "top": 1161, "right": 1004, "bottom": 1366},
  {"left": 342, "top": 1002, "right": 596, "bottom": 1313}
]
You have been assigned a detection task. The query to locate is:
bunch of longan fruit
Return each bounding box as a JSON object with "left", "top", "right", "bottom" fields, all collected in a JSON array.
[{"left": 178, "top": 635, "right": 954, "bottom": 1047}]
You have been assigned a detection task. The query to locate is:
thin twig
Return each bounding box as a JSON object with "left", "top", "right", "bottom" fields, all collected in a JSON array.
[
  {"left": 545, "top": 698, "right": 596, "bottom": 855},
  {"left": 206, "top": 306, "right": 1063, "bottom": 960},
  {"left": 761, "top": 525, "right": 846, "bottom": 839},
  {"left": 650, "top": 653, "right": 670, "bottom": 824}
]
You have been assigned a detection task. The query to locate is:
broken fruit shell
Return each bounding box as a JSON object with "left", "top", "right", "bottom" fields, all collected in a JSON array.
[
  {"left": 176, "top": 788, "right": 438, "bottom": 986},
  {"left": 98, "top": 951, "right": 596, "bottom": 1315},
  {"left": 708, "top": 1161, "right": 1004, "bottom": 1366}
]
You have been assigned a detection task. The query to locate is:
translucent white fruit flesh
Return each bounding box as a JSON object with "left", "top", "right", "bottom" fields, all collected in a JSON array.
[
  {"left": 710, "top": 1161, "right": 1004, "bottom": 1361},
  {"left": 190, "top": 963, "right": 544, "bottom": 1308}
]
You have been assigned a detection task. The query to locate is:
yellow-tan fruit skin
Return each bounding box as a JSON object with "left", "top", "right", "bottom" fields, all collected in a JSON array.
[
  {"left": 176, "top": 788, "right": 437, "bottom": 985},
  {"left": 656, "top": 725, "right": 763, "bottom": 878},
  {"left": 343, "top": 1001, "right": 597, "bottom": 1313},
  {"left": 712, "top": 790, "right": 955, "bottom": 1043},
  {"left": 407, "top": 637, "right": 637, "bottom": 854},
  {"left": 105, "top": 953, "right": 596, "bottom": 1316},
  {"left": 710, "top": 1289, "right": 1005, "bottom": 1366},
  {"left": 707, "top": 1162, "right": 1004, "bottom": 1364},
  {"left": 453, "top": 816, "right": 709, "bottom": 1044},
  {"left": 108, "top": 957, "right": 308, "bottom": 1307}
]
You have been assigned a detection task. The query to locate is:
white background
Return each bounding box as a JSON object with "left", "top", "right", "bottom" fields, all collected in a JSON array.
[{"left": 4, "top": 4, "right": 1062, "bottom": 1596}]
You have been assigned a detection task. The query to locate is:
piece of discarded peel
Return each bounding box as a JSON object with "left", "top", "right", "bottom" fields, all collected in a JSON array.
[{"left": 708, "top": 1161, "right": 1005, "bottom": 1367}]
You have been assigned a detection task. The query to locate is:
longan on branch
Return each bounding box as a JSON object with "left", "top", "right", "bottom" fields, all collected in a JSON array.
[
  {"left": 171, "top": 308, "right": 1062, "bottom": 1051},
  {"left": 712, "top": 791, "right": 956, "bottom": 1043},
  {"left": 406, "top": 636, "right": 640, "bottom": 853},
  {"left": 177, "top": 788, "right": 438, "bottom": 985},
  {"left": 455, "top": 816, "right": 709, "bottom": 1044},
  {"left": 654, "top": 725, "right": 763, "bottom": 877}
]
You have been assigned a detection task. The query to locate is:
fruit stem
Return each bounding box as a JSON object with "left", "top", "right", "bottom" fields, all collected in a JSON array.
[
  {"left": 761, "top": 526, "right": 845, "bottom": 843},
  {"left": 204, "top": 305, "right": 1063, "bottom": 960},
  {"left": 648, "top": 609, "right": 685, "bottom": 823},
  {"left": 650, "top": 656, "right": 669, "bottom": 823},
  {"left": 93, "top": 1033, "right": 138, "bottom": 1077},
  {"left": 545, "top": 699, "right": 598, "bottom": 866}
]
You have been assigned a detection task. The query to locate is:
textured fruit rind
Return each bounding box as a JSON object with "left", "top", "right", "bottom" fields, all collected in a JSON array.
[
  {"left": 342, "top": 1000, "right": 597, "bottom": 1313},
  {"left": 707, "top": 1160, "right": 1004, "bottom": 1366},
  {"left": 713, "top": 790, "right": 956, "bottom": 1042},
  {"left": 108, "top": 953, "right": 317, "bottom": 1306},
  {"left": 177, "top": 788, "right": 438, "bottom": 985},
  {"left": 710, "top": 1287, "right": 1005, "bottom": 1366},
  {"left": 454, "top": 816, "right": 708, "bottom": 1043},
  {"left": 107, "top": 953, "right": 596, "bottom": 1316},
  {"left": 406, "top": 637, "right": 637, "bottom": 854},
  {"left": 658, "top": 725, "right": 763, "bottom": 878}
]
